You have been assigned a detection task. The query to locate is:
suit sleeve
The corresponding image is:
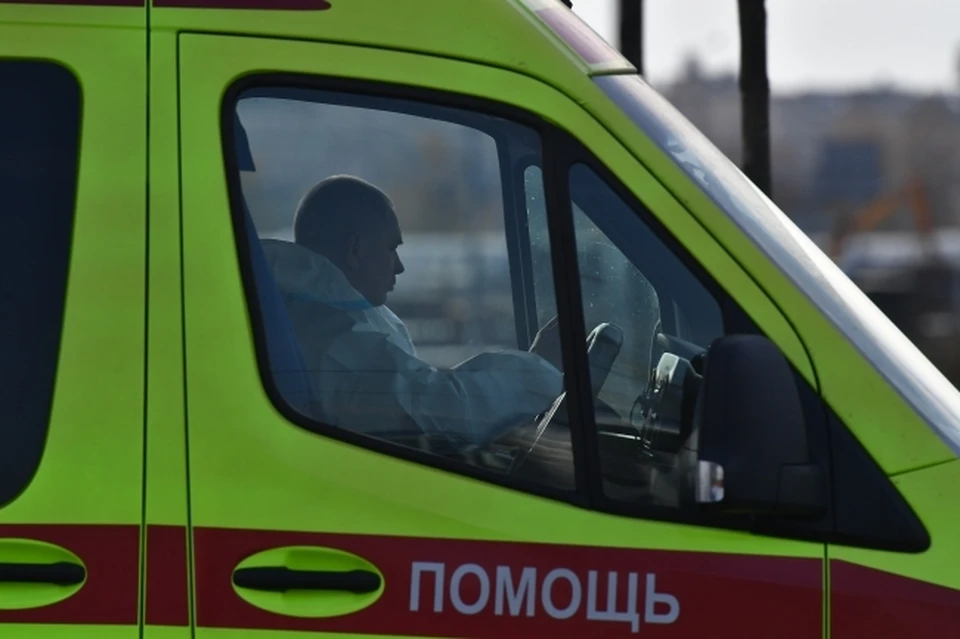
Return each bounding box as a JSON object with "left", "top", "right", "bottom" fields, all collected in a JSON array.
[{"left": 304, "top": 324, "right": 564, "bottom": 445}]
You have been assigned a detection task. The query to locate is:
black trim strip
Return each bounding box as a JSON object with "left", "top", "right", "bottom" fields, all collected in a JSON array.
[
  {"left": 540, "top": 130, "right": 598, "bottom": 506},
  {"left": 233, "top": 567, "right": 380, "bottom": 593},
  {"left": 0, "top": 562, "right": 85, "bottom": 586}
]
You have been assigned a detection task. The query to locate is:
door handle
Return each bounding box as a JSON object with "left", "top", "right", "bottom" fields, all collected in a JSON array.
[
  {"left": 0, "top": 561, "right": 85, "bottom": 586},
  {"left": 233, "top": 566, "right": 381, "bottom": 593},
  {"left": 0, "top": 539, "right": 87, "bottom": 610}
]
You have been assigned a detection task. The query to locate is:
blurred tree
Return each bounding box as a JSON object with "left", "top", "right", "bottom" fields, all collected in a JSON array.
[{"left": 738, "top": 0, "right": 772, "bottom": 197}]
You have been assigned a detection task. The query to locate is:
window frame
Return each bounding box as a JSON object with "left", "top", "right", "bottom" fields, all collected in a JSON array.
[
  {"left": 0, "top": 60, "right": 82, "bottom": 508},
  {"left": 219, "top": 71, "right": 925, "bottom": 550},
  {"left": 220, "top": 72, "right": 596, "bottom": 510}
]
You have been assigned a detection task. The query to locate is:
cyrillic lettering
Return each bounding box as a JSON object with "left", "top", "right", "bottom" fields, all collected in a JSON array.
[
  {"left": 410, "top": 562, "right": 445, "bottom": 613},
  {"left": 449, "top": 564, "right": 490, "bottom": 615},
  {"left": 541, "top": 568, "right": 582, "bottom": 620},
  {"left": 586, "top": 570, "right": 640, "bottom": 632},
  {"left": 494, "top": 566, "right": 536, "bottom": 617},
  {"left": 644, "top": 573, "right": 680, "bottom": 624}
]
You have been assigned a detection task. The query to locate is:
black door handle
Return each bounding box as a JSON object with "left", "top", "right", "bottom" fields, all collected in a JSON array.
[
  {"left": 0, "top": 561, "right": 85, "bottom": 586},
  {"left": 233, "top": 567, "right": 381, "bottom": 593}
]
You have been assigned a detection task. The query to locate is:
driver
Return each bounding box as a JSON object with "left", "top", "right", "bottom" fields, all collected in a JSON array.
[{"left": 262, "top": 174, "right": 564, "bottom": 447}]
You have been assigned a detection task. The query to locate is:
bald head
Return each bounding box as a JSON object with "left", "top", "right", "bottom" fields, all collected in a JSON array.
[{"left": 294, "top": 175, "right": 404, "bottom": 306}]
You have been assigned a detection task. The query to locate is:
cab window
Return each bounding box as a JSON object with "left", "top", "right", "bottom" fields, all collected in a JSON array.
[
  {"left": 229, "top": 83, "right": 576, "bottom": 493},
  {"left": 0, "top": 61, "right": 81, "bottom": 506},
  {"left": 524, "top": 161, "right": 725, "bottom": 508},
  {"left": 225, "top": 79, "right": 762, "bottom": 517}
]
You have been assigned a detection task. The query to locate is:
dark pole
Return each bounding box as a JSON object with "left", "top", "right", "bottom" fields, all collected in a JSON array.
[
  {"left": 618, "top": 0, "right": 644, "bottom": 75},
  {"left": 738, "top": 0, "right": 772, "bottom": 197}
]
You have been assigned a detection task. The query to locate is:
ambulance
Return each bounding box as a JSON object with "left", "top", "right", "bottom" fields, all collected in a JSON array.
[{"left": 0, "top": 0, "right": 957, "bottom": 636}]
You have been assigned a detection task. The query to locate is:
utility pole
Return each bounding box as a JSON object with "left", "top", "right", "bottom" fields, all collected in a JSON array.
[
  {"left": 738, "top": 0, "right": 772, "bottom": 197},
  {"left": 618, "top": 0, "right": 644, "bottom": 75}
]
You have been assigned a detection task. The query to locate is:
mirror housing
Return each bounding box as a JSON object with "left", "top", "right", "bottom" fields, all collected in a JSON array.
[{"left": 680, "top": 334, "right": 826, "bottom": 518}]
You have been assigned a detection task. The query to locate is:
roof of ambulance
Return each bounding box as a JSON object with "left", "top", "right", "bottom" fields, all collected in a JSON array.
[{"left": 0, "top": 0, "right": 635, "bottom": 89}]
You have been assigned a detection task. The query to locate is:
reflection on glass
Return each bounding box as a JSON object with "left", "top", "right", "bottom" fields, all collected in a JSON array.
[
  {"left": 566, "top": 162, "right": 724, "bottom": 508},
  {"left": 233, "top": 88, "right": 576, "bottom": 490}
]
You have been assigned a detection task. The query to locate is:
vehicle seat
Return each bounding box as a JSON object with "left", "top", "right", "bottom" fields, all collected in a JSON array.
[{"left": 242, "top": 206, "right": 317, "bottom": 417}]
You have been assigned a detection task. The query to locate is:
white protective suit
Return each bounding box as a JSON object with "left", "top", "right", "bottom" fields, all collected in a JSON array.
[{"left": 261, "top": 239, "right": 564, "bottom": 446}]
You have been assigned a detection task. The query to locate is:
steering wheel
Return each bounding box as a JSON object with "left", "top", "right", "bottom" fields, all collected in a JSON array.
[{"left": 507, "top": 321, "right": 624, "bottom": 475}]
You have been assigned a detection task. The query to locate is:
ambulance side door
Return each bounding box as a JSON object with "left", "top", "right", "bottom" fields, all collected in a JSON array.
[
  {"left": 0, "top": 5, "right": 147, "bottom": 637},
  {"left": 178, "top": 33, "right": 828, "bottom": 639}
]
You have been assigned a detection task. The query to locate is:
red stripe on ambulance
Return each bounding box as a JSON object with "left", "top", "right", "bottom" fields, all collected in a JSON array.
[
  {"left": 145, "top": 524, "right": 190, "bottom": 627},
  {"left": 831, "top": 559, "right": 960, "bottom": 637},
  {"left": 194, "top": 527, "right": 822, "bottom": 637},
  {"left": 0, "top": 524, "right": 139, "bottom": 625}
]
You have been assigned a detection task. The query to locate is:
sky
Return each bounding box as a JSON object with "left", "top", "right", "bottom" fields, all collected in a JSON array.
[{"left": 572, "top": 0, "right": 960, "bottom": 94}]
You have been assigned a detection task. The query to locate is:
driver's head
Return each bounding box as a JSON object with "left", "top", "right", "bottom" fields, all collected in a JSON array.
[{"left": 294, "top": 175, "right": 405, "bottom": 307}]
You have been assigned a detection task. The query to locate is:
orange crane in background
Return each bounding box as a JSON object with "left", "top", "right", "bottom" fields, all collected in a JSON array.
[{"left": 828, "top": 176, "right": 938, "bottom": 264}]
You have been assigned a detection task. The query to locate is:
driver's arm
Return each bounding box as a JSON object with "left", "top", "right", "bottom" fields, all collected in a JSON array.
[{"left": 306, "top": 327, "right": 563, "bottom": 445}]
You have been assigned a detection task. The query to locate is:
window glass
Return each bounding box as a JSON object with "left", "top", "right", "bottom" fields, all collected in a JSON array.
[
  {"left": 526, "top": 164, "right": 721, "bottom": 397},
  {"left": 0, "top": 61, "right": 81, "bottom": 506},
  {"left": 523, "top": 165, "right": 557, "bottom": 327},
  {"left": 232, "top": 87, "right": 575, "bottom": 491},
  {"left": 569, "top": 163, "right": 724, "bottom": 507},
  {"left": 524, "top": 161, "right": 725, "bottom": 508}
]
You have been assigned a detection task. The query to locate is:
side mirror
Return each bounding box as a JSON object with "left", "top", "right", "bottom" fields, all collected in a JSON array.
[{"left": 679, "top": 334, "right": 826, "bottom": 518}]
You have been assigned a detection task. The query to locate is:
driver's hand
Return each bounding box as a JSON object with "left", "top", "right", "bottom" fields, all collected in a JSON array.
[{"left": 530, "top": 315, "right": 563, "bottom": 372}]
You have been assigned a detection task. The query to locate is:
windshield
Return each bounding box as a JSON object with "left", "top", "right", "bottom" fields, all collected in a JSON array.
[{"left": 595, "top": 73, "right": 960, "bottom": 458}]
